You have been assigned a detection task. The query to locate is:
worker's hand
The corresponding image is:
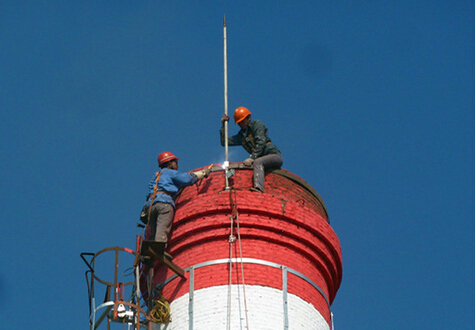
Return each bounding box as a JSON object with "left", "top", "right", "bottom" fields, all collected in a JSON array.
[
  {"left": 221, "top": 114, "right": 230, "bottom": 123},
  {"left": 193, "top": 170, "right": 205, "bottom": 180},
  {"left": 243, "top": 158, "right": 254, "bottom": 167},
  {"left": 193, "top": 168, "right": 212, "bottom": 180}
]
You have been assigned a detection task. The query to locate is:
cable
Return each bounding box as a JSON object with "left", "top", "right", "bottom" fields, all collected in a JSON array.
[
  {"left": 227, "top": 188, "right": 250, "bottom": 330},
  {"left": 227, "top": 214, "right": 234, "bottom": 330},
  {"left": 236, "top": 212, "right": 250, "bottom": 330},
  {"left": 149, "top": 297, "right": 171, "bottom": 323},
  {"left": 227, "top": 187, "right": 237, "bottom": 330}
]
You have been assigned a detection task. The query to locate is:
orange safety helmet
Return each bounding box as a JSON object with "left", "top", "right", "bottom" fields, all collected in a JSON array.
[
  {"left": 233, "top": 106, "right": 251, "bottom": 124},
  {"left": 158, "top": 151, "right": 178, "bottom": 166}
]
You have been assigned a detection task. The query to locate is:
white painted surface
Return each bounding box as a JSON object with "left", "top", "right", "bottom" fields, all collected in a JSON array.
[{"left": 155, "top": 285, "right": 329, "bottom": 330}]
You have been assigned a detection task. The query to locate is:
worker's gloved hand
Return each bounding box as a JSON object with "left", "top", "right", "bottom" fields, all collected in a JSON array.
[
  {"left": 221, "top": 114, "right": 230, "bottom": 123},
  {"left": 192, "top": 170, "right": 205, "bottom": 180},
  {"left": 192, "top": 168, "right": 212, "bottom": 180},
  {"left": 203, "top": 168, "right": 211, "bottom": 178},
  {"left": 243, "top": 158, "right": 254, "bottom": 167}
]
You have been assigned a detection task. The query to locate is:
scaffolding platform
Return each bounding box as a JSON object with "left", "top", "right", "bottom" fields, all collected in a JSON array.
[{"left": 140, "top": 241, "right": 185, "bottom": 278}]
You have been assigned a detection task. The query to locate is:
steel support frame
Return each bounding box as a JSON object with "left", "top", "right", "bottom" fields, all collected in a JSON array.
[
  {"left": 81, "top": 247, "right": 148, "bottom": 330},
  {"left": 156, "top": 257, "right": 331, "bottom": 330}
]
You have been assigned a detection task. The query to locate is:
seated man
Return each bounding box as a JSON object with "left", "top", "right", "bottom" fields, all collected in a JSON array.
[{"left": 220, "top": 106, "right": 283, "bottom": 192}]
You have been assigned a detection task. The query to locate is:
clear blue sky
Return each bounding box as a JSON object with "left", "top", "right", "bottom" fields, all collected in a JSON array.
[{"left": 1, "top": 1, "right": 473, "bottom": 329}]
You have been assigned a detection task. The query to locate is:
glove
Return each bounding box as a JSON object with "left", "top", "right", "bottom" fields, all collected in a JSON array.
[
  {"left": 192, "top": 169, "right": 211, "bottom": 180},
  {"left": 243, "top": 158, "right": 254, "bottom": 167},
  {"left": 221, "top": 114, "right": 230, "bottom": 123}
]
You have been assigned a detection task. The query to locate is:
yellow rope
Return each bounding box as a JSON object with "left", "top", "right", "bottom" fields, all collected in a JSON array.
[{"left": 149, "top": 296, "right": 171, "bottom": 323}]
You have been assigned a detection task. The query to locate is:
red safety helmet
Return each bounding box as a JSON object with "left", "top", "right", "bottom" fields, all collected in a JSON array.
[
  {"left": 158, "top": 151, "right": 178, "bottom": 166},
  {"left": 234, "top": 106, "right": 251, "bottom": 124}
]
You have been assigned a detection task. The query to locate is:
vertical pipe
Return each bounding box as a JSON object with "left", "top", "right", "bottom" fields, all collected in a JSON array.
[
  {"left": 189, "top": 266, "right": 195, "bottom": 330},
  {"left": 223, "top": 15, "right": 230, "bottom": 189},
  {"left": 282, "top": 266, "right": 289, "bottom": 330}
]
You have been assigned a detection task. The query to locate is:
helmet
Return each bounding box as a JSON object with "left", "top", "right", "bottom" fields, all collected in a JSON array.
[
  {"left": 234, "top": 106, "right": 251, "bottom": 124},
  {"left": 158, "top": 151, "right": 178, "bottom": 166}
]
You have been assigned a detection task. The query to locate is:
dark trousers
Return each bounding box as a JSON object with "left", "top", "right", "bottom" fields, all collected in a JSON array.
[
  {"left": 253, "top": 153, "right": 283, "bottom": 191},
  {"left": 149, "top": 202, "right": 174, "bottom": 243}
]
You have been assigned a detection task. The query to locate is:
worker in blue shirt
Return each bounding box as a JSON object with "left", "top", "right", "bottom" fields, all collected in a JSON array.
[
  {"left": 143, "top": 151, "right": 211, "bottom": 243},
  {"left": 220, "top": 106, "right": 283, "bottom": 192}
]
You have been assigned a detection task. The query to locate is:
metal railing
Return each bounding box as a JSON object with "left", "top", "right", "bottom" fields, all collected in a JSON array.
[{"left": 81, "top": 246, "right": 148, "bottom": 330}]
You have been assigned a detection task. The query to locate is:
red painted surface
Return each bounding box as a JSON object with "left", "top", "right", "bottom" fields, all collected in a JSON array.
[{"left": 148, "top": 164, "right": 342, "bottom": 325}]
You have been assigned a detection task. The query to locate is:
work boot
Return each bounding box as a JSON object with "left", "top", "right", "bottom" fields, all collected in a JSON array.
[{"left": 142, "top": 256, "right": 154, "bottom": 267}]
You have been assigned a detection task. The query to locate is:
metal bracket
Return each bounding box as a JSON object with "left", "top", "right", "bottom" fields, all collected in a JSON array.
[{"left": 226, "top": 168, "right": 235, "bottom": 178}]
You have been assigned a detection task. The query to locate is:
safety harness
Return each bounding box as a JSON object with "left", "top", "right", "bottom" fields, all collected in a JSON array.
[
  {"left": 242, "top": 128, "right": 272, "bottom": 156},
  {"left": 146, "top": 170, "right": 172, "bottom": 225}
]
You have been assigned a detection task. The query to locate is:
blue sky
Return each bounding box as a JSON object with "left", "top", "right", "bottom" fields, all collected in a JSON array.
[{"left": 0, "top": 1, "right": 474, "bottom": 329}]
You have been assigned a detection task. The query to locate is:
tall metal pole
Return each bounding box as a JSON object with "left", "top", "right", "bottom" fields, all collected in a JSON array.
[{"left": 223, "top": 15, "right": 230, "bottom": 189}]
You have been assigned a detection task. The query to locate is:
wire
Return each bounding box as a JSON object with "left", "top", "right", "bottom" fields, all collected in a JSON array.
[
  {"left": 227, "top": 214, "right": 234, "bottom": 330},
  {"left": 227, "top": 188, "right": 250, "bottom": 330},
  {"left": 236, "top": 212, "right": 250, "bottom": 330}
]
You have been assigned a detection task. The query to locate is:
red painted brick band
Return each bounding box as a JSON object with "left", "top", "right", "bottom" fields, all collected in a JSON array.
[{"left": 148, "top": 165, "right": 342, "bottom": 327}]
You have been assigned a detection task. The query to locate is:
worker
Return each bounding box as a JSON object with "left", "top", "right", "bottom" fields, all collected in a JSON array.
[
  {"left": 220, "top": 106, "right": 283, "bottom": 192},
  {"left": 142, "top": 151, "right": 211, "bottom": 243}
]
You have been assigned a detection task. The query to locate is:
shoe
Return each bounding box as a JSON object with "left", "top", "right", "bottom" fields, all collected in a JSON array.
[
  {"left": 249, "top": 187, "right": 263, "bottom": 193},
  {"left": 142, "top": 256, "right": 153, "bottom": 267}
]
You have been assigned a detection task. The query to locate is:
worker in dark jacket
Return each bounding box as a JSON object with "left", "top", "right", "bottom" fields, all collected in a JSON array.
[
  {"left": 220, "top": 106, "right": 283, "bottom": 192},
  {"left": 143, "top": 151, "right": 211, "bottom": 243}
]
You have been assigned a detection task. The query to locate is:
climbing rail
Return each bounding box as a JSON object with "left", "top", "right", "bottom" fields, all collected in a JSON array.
[
  {"left": 80, "top": 238, "right": 178, "bottom": 330},
  {"left": 80, "top": 246, "right": 146, "bottom": 330}
]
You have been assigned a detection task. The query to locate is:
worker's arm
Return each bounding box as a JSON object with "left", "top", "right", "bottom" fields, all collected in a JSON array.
[
  {"left": 220, "top": 126, "right": 242, "bottom": 146},
  {"left": 220, "top": 114, "right": 229, "bottom": 146},
  {"left": 171, "top": 172, "right": 199, "bottom": 187}
]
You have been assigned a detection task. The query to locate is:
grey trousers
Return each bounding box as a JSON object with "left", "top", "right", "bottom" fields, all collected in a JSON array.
[
  {"left": 253, "top": 153, "right": 283, "bottom": 191},
  {"left": 149, "top": 202, "right": 174, "bottom": 243}
]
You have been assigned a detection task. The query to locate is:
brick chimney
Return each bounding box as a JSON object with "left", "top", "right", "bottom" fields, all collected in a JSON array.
[{"left": 150, "top": 164, "right": 342, "bottom": 330}]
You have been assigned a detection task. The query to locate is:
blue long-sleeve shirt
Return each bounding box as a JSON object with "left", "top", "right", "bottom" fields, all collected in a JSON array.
[{"left": 146, "top": 168, "right": 198, "bottom": 208}]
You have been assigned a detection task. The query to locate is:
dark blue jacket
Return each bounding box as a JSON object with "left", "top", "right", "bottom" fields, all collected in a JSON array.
[{"left": 220, "top": 119, "right": 281, "bottom": 159}]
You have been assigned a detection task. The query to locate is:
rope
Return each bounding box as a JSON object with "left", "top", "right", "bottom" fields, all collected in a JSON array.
[
  {"left": 227, "top": 204, "right": 235, "bottom": 330},
  {"left": 236, "top": 212, "right": 250, "bottom": 330},
  {"left": 143, "top": 170, "right": 164, "bottom": 237},
  {"left": 226, "top": 188, "right": 250, "bottom": 330},
  {"left": 149, "top": 295, "right": 171, "bottom": 323}
]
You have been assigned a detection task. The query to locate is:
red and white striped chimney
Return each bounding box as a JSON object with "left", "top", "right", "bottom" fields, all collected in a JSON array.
[{"left": 151, "top": 164, "right": 342, "bottom": 330}]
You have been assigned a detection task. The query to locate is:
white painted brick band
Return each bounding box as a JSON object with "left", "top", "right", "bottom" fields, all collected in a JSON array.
[{"left": 154, "top": 285, "right": 329, "bottom": 330}]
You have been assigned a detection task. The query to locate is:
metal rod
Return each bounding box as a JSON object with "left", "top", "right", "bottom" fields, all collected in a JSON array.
[
  {"left": 227, "top": 216, "right": 234, "bottom": 330},
  {"left": 189, "top": 266, "right": 195, "bottom": 330},
  {"left": 223, "top": 15, "right": 230, "bottom": 189}
]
